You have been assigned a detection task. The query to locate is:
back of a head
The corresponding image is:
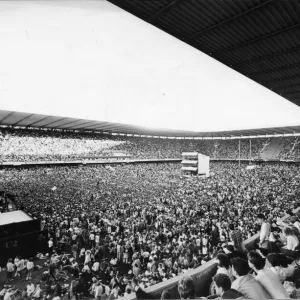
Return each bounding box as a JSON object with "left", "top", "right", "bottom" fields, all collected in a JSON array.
[
  {"left": 225, "top": 245, "right": 234, "bottom": 253},
  {"left": 216, "top": 253, "right": 230, "bottom": 269},
  {"left": 267, "top": 253, "right": 279, "bottom": 268},
  {"left": 231, "top": 257, "right": 249, "bottom": 276},
  {"left": 178, "top": 276, "right": 195, "bottom": 299},
  {"left": 221, "top": 289, "right": 244, "bottom": 299},
  {"left": 277, "top": 254, "right": 290, "bottom": 268},
  {"left": 247, "top": 251, "right": 266, "bottom": 270},
  {"left": 161, "top": 290, "right": 171, "bottom": 300},
  {"left": 213, "top": 273, "right": 231, "bottom": 292},
  {"left": 257, "top": 213, "right": 265, "bottom": 222}
]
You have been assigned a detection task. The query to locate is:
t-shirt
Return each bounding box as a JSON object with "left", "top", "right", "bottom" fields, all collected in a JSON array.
[
  {"left": 256, "top": 268, "right": 290, "bottom": 299},
  {"left": 27, "top": 261, "right": 34, "bottom": 270},
  {"left": 4, "top": 291, "right": 14, "bottom": 300},
  {"left": 6, "top": 263, "right": 14, "bottom": 272},
  {"left": 92, "top": 262, "right": 100, "bottom": 272}
]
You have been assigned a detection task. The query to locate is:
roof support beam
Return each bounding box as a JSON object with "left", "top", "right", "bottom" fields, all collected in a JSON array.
[
  {"left": 0, "top": 112, "right": 14, "bottom": 123},
  {"left": 43, "top": 117, "right": 67, "bottom": 127},
  {"left": 188, "top": 0, "right": 275, "bottom": 40},
  {"left": 12, "top": 114, "right": 34, "bottom": 126},
  {"left": 82, "top": 123, "right": 114, "bottom": 130},
  {"left": 65, "top": 121, "right": 99, "bottom": 129},
  {"left": 213, "top": 24, "right": 299, "bottom": 54},
  {"left": 148, "top": 0, "right": 186, "bottom": 23},
  {"left": 274, "top": 83, "right": 300, "bottom": 92},
  {"left": 248, "top": 61, "right": 300, "bottom": 76},
  {"left": 55, "top": 119, "right": 84, "bottom": 128},
  {"left": 263, "top": 74, "right": 300, "bottom": 84},
  {"left": 232, "top": 45, "right": 300, "bottom": 68},
  {"left": 284, "top": 90, "right": 300, "bottom": 97},
  {"left": 27, "top": 116, "right": 52, "bottom": 127}
]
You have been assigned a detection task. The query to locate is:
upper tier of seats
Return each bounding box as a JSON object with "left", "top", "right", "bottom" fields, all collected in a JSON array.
[{"left": 0, "top": 127, "right": 299, "bottom": 161}]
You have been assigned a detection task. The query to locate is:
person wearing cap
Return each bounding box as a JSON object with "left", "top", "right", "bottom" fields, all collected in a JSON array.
[{"left": 257, "top": 213, "right": 270, "bottom": 249}]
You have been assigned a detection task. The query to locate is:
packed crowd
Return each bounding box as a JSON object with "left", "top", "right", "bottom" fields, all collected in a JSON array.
[
  {"left": 1, "top": 161, "right": 300, "bottom": 299},
  {"left": 3, "top": 127, "right": 300, "bottom": 161},
  {"left": 149, "top": 215, "right": 300, "bottom": 299}
]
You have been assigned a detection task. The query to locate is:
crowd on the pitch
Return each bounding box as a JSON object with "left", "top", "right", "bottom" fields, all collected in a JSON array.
[
  {"left": 1, "top": 161, "right": 300, "bottom": 299},
  {"left": 3, "top": 127, "right": 298, "bottom": 162}
]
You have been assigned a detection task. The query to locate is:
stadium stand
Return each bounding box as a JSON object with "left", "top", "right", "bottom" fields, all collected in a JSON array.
[{"left": 1, "top": 127, "right": 300, "bottom": 162}]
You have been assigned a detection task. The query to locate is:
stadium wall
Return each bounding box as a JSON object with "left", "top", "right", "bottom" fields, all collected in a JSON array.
[{"left": 1, "top": 158, "right": 300, "bottom": 169}]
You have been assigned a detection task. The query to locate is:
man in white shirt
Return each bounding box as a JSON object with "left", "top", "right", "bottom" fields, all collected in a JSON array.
[
  {"left": 27, "top": 282, "right": 35, "bottom": 297},
  {"left": 94, "top": 281, "right": 103, "bottom": 300},
  {"left": 231, "top": 257, "right": 271, "bottom": 299},
  {"left": 4, "top": 288, "right": 17, "bottom": 300},
  {"left": 92, "top": 261, "right": 100, "bottom": 273},
  {"left": 257, "top": 213, "right": 270, "bottom": 249},
  {"left": 26, "top": 259, "right": 34, "bottom": 280},
  {"left": 248, "top": 251, "right": 290, "bottom": 299},
  {"left": 48, "top": 238, "right": 54, "bottom": 254},
  {"left": 6, "top": 259, "right": 14, "bottom": 282}
]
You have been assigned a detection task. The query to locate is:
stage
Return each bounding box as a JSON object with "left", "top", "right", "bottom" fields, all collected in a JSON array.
[
  {"left": 0, "top": 210, "right": 41, "bottom": 266},
  {"left": 0, "top": 210, "right": 32, "bottom": 225}
]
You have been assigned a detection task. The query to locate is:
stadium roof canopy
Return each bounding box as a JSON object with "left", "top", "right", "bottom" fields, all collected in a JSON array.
[
  {"left": 1, "top": 110, "right": 300, "bottom": 138},
  {"left": 108, "top": 0, "right": 300, "bottom": 107}
]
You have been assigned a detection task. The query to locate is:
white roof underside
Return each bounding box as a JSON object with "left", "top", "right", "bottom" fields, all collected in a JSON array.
[
  {"left": 1, "top": 1, "right": 300, "bottom": 134},
  {"left": 1, "top": 110, "right": 300, "bottom": 138}
]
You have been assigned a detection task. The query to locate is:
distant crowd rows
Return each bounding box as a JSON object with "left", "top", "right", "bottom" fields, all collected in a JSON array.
[{"left": 0, "top": 127, "right": 300, "bottom": 162}]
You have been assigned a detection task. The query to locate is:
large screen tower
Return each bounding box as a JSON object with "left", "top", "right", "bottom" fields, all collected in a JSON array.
[{"left": 181, "top": 152, "right": 210, "bottom": 177}]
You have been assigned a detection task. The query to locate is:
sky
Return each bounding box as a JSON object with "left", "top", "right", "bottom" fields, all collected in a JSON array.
[{"left": 0, "top": 0, "right": 300, "bottom": 132}]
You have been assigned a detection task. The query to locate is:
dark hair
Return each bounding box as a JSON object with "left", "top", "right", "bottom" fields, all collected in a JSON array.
[
  {"left": 161, "top": 290, "right": 171, "bottom": 299},
  {"left": 213, "top": 273, "right": 231, "bottom": 291},
  {"left": 216, "top": 253, "right": 230, "bottom": 269},
  {"left": 277, "top": 254, "right": 290, "bottom": 268},
  {"left": 225, "top": 245, "right": 234, "bottom": 253},
  {"left": 258, "top": 248, "right": 268, "bottom": 257},
  {"left": 178, "top": 276, "right": 195, "bottom": 299},
  {"left": 222, "top": 289, "right": 245, "bottom": 299},
  {"left": 229, "top": 224, "right": 234, "bottom": 231},
  {"left": 267, "top": 253, "right": 279, "bottom": 268},
  {"left": 248, "top": 251, "right": 265, "bottom": 270},
  {"left": 257, "top": 213, "right": 265, "bottom": 220},
  {"left": 231, "top": 258, "right": 249, "bottom": 276}
]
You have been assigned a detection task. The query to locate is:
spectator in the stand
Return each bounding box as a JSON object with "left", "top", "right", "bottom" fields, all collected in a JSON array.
[
  {"left": 229, "top": 224, "right": 244, "bottom": 253},
  {"left": 231, "top": 257, "right": 270, "bottom": 299},
  {"left": 282, "top": 226, "right": 299, "bottom": 251},
  {"left": 177, "top": 276, "right": 196, "bottom": 299},
  {"left": 267, "top": 253, "right": 294, "bottom": 283},
  {"left": 257, "top": 214, "right": 270, "bottom": 249},
  {"left": 223, "top": 245, "right": 244, "bottom": 263},
  {"left": 213, "top": 273, "right": 244, "bottom": 299},
  {"left": 247, "top": 251, "right": 290, "bottom": 299},
  {"left": 215, "top": 253, "right": 233, "bottom": 280}
]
